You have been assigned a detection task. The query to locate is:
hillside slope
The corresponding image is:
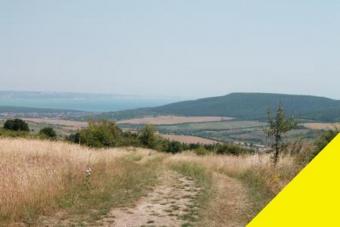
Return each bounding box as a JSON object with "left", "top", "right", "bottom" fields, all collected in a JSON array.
[{"left": 95, "top": 93, "right": 340, "bottom": 122}]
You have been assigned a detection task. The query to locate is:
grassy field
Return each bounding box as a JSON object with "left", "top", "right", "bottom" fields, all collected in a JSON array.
[
  {"left": 0, "top": 138, "right": 307, "bottom": 226},
  {"left": 0, "top": 138, "right": 163, "bottom": 226}
]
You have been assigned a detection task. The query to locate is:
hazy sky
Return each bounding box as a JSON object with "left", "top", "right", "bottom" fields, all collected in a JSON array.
[{"left": 1, "top": 0, "right": 339, "bottom": 99}]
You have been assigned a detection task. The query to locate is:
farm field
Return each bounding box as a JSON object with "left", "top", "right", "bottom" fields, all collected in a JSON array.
[
  {"left": 117, "top": 115, "right": 232, "bottom": 125},
  {"left": 303, "top": 122, "right": 340, "bottom": 130},
  {"left": 1, "top": 116, "right": 321, "bottom": 147},
  {"left": 118, "top": 119, "right": 271, "bottom": 145},
  {"left": 157, "top": 120, "right": 266, "bottom": 131},
  {"left": 23, "top": 118, "right": 88, "bottom": 129},
  {"left": 155, "top": 122, "right": 294, "bottom": 145},
  {"left": 161, "top": 134, "right": 218, "bottom": 145},
  {"left": 0, "top": 138, "right": 302, "bottom": 226},
  {"left": 155, "top": 120, "right": 320, "bottom": 145}
]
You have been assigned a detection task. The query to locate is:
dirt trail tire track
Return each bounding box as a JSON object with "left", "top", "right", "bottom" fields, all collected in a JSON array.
[
  {"left": 97, "top": 171, "right": 201, "bottom": 227},
  {"left": 36, "top": 165, "right": 251, "bottom": 227},
  {"left": 200, "top": 173, "right": 252, "bottom": 227}
]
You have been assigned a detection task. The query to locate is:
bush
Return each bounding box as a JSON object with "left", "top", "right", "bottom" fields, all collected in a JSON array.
[
  {"left": 67, "top": 121, "right": 255, "bottom": 155},
  {"left": 194, "top": 146, "right": 210, "bottom": 156},
  {"left": 216, "top": 143, "right": 253, "bottom": 155},
  {"left": 67, "top": 132, "right": 80, "bottom": 144},
  {"left": 164, "top": 141, "right": 184, "bottom": 153},
  {"left": 121, "top": 131, "right": 141, "bottom": 147},
  {"left": 39, "top": 127, "right": 57, "bottom": 139},
  {"left": 0, "top": 128, "right": 31, "bottom": 138},
  {"left": 79, "top": 121, "right": 122, "bottom": 148},
  {"left": 138, "top": 125, "right": 158, "bottom": 149},
  {"left": 3, "top": 119, "right": 29, "bottom": 132}
]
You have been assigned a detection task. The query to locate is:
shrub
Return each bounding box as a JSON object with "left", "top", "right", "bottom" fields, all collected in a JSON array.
[
  {"left": 79, "top": 121, "right": 122, "bottom": 148},
  {"left": 39, "top": 127, "right": 57, "bottom": 139},
  {"left": 216, "top": 143, "right": 253, "bottom": 155},
  {"left": 3, "top": 119, "right": 29, "bottom": 132},
  {"left": 194, "top": 146, "right": 210, "bottom": 156},
  {"left": 0, "top": 128, "right": 31, "bottom": 138},
  {"left": 121, "top": 131, "right": 141, "bottom": 147},
  {"left": 164, "top": 141, "right": 184, "bottom": 153},
  {"left": 67, "top": 132, "right": 80, "bottom": 143},
  {"left": 138, "top": 125, "right": 158, "bottom": 149}
]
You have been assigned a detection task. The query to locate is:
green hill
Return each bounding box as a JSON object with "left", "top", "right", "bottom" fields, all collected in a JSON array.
[{"left": 96, "top": 93, "right": 340, "bottom": 122}]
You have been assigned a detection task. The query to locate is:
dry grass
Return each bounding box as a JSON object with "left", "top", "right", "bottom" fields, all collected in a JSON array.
[
  {"left": 168, "top": 152, "right": 298, "bottom": 192},
  {"left": 167, "top": 152, "right": 303, "bottom": 223},
  {"left": 0, "top": 137, "right": 308, "bottom": 226},
  {"left": 0, "top": 138, "right": 160, "bottom": 225},
  {"left": 118, "top": 115, "right": 232, "bottom": 125}
]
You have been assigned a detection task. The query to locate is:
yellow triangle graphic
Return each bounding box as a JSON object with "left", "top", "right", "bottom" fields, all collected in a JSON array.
[{"left": 247, "top": 134, "right": 340, "bottom": 227}]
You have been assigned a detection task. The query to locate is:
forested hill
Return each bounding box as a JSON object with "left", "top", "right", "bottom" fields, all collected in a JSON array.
[{"left": 96, "top": 93, "right": 340, "bottom": 122}]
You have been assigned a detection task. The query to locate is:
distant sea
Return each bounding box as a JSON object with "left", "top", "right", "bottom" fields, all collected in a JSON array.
[{"left": 0, "top": 91, "right": 177, "bottom": 112}]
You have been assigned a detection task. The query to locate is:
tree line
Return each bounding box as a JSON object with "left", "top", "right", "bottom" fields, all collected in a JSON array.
[
  {"left": 67, "top": 121, "right": 254, "bottom": 155},
  {"left": 1, "top": 103, "right": 338, "bottom": 162},
  {"left": 2, "top": 118, "right": 57, "bottom": 139}
]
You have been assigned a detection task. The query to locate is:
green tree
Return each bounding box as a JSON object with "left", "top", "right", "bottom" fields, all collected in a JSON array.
[
  {"left": 138, "top": 125, "right": 158, "bottom": 149},
  {"left": 165, "top": 141, "right": 183, "bottom": 153},
  {"left": 3, "top": 119, "right": 30, "bottom": 132},
  {"left": 79, "top": 121, "right": 122, "bottom": 148},
  {"left": 67, "top": 132, "right": 80, "bottom": 144},
  {"left": 216, "top": 143, "right": 254, "bottom": 155},
  {"left": 39, "top": 127, "right": 57, "bottom": 139},
  {"left": 265, "top": 104, "right": 297, "bottom": 166}
]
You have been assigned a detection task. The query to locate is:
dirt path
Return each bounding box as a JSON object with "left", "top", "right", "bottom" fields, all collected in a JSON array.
[
  {"left": 200, "top": 173, "right": 252, "bottom": 227},
  {"left": 97, "top": 171, "right": 201, "bottom": 227},
  {"left": 36, "top": 166, "right": 251, "bottom": 227}
]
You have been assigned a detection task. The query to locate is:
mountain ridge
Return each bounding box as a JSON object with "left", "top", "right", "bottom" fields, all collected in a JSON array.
[{"left": 95, "top": 93, "right": 340, "bottom": 122}]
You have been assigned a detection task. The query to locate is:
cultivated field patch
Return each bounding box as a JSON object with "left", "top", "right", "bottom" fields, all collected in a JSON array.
[
  {"left": 23, "top": 118, "right": 88, "bottom": 129},
  {"left": 118, "top": 115, "right": 232, "bottom": 125},
  {"left": 161, "top": 134, "right": 218, "bottom": 145},
  {"left": 303, "top": 122, "right": 340, "bottom": 130}
]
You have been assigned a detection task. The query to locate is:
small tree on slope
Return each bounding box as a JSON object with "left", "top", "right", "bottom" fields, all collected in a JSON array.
[{"left": 265, "top": 104, "right": 297, "bottom": 166}]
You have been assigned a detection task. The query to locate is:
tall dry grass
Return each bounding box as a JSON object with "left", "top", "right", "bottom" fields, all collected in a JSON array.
[
  {"left": 169, "top": 152, "right": 301, "bottom": 194},
  {"left": 0, "top": 138, "right": 155, "bottom": 224},
  {"left": 168, "top": 151, "right": 305, "bottom": 220},
  {"left": 0, "top": 137, "right": 310, "bottom": 225}
]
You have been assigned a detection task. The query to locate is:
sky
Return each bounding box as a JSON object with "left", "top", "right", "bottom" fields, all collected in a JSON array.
[{"left": 1, "top": 0, "right": 339, "bottom": 99}]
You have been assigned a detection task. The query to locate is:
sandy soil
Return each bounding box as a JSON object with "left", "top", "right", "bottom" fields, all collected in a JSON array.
[
  {"left": 161, "top": 134, "right": 218, "bottom": 145},
  {"left": 118, "top": 115, "right": 232, "bottom": 125}
]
